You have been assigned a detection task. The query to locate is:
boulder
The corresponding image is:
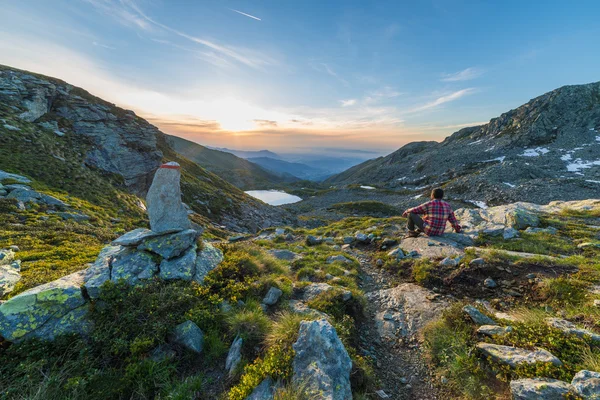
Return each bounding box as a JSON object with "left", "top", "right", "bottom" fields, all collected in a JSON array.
[
  {"left": 292, "top": 319, "right": 352, "bottom": 400},
  {"left": 302, "top": 283, "right": 352, "bottom": 303},
  {"left": 484, "top": 277, "right": 498, "bottom": 288},
  {"left": 0, "top": 249, "right": 15, "bottom": 266},
  {"left": 194, "top": 242, "right": 224, "bottom": 284},
  {"left": 262, "top": 287, "right": 283, "bottom": 306},
  {"left": 0, "top": 170, "right": 31, "bottom": 183},
  {"left": 0, "top": 260, "right": 21, "bottom": 296},
  {"left": 225, "top": 335, "right": 243, "bottom": 376},
  {"left": 476, "top": 343, "right": 562, "bottom": 367},
  {"left": 159, "top": 245, "right": 197, "bottom": 281},
  {"left": 306, "top": 235, "right": 323, "bottom": 246},
  {"left": 146, "top": 162, "right": 191, "bottom": 233},
  {"left": 245, "top": 377, "right": 275, "bottom": 400},
  {"left": 288, "top": 300, "right": 328, "bottom": 318},
  {"left": 571, "top": 370, "right": 600, "bottom": 399},
  {"left": 171, "top": 320, "right": 204, "bottom": 354},
  {"left": 463, "top": 305, "right": 497, "bottom": 325},
  {"left": 400, "top": 236, "right": 464, "bottom": 259},
  {"left": 525, "top": 227, "right": 558, "bottom": 235},
  {"left": 0, "top": 270, "right": 88, "bottom": 341},
  {"left": 83, "top": 245, "right": 122, "bottom": 299},
  {"left": 368, "top": 283, "right": 448, "bottom": 339},
  {"left": 546, "top": 317, "right": 600, "bottom": 343},
  {"left": 477, "top": 325, "right": 512, "bottom": 337},
  {"left": 510, "top": 378, "right": 575, "bottom": 400},
  {"left": 269, "top": 249, "right": 298, "bottom": 261},
  {"left": 503, "top": 227, "right": 520, "bottom": 239},
  {"left": 326, "top": 255, "right": 352, "bottom": 264},
  {"left": 439, "top": 257, "right": 458, "bottom": 267},
  {"left": 138, "top": 229, "right": 199, "bottom": 259},
  {"left": 112, "top": 228, "right": 164, "bottom": 247},
  {"left": 110, "top": 248, "right": 158, "bottom": 285},
  {"left": 355, "top": 232, "right": 369, "bottom": 242}
]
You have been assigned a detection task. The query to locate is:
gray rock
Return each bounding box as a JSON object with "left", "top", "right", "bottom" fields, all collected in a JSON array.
[
  {"left": 83, "top": 245, "right": 121, "bottom": 299},
  {"left": 159, "top": 245, "right": 197, "bottom": 281},
  {"left": 0, "top": 170, "right": 31, "bottom": 183},
  {"left": 469, "top": 258, "right": 485, "bottom": 266},
  {"left": 439, "top": 257, "right": 458, "bottom": 267},
  {"left": 326, "top": 255, "right": 352, "bottom": 264},
  {"left": 381, "top": 238, "right": 398, "bottom": 248},
  {"left": 503, "top": 227, "right": 520, "bottom": 239},
  {"left": 578, "top": 242, "right": 600, "bottom": 249},
  {"left": 401, "top": 236, "right": 464, "bottom": 259},
  {"left": 477, "top": 325, "right": 512, "bottom": 337},
  {"left": 288, "top": 300, "right": 328, "bottom": 318},
  {"left": 0, "top": 249, "right": 15, "bottom": 266},
  {"left": 171, "top": 320, "right": 204, "bottom": 354},
  {"left": 269, "top": 249, "right": 298, "bottom": 261},
  {"left": 245, "top": 377, "right": 275, "bottom": 400},
  {"left": 138, "top": 229, "right": 198, "bottom": 259},
  {"left": 110, "top": 248, "right": 158, "bottom": 285},
  {"left": 53, "top": 211, "right": 90, "bottom": 222},
  {"left": 510, "top": 378, "right": 575, "bottom": 400},
  {"left": 262, "top": 287, "right": 283, "bottom": 306},
  {"left": 0, "top": 270, "right": 88, "bottom": 341},
  {"left": 476, "top": 343, "right": 562, "bottom": 367},
  {"left": 0, "top": 260, "right": 21, "bottom": 296},
  {"left": 463, "top": 305, "right": 497, "bottom": 325},
  {"left": 225, "top": 335, "right": 243, "bottom": 376},
  {"left": 150, "top": 344, "right": 176, "bottom": 362},
  {"left": 194, "top": 242, "right": 224, "bottom": 284},
  {"left": 302, "top": 283, "right": 352, "bottom": 303},
  {"left": 306, "top": 235, "right": 323, "bottom": 246},
  {"left": 525, "top": 226, "right": 558, "bottom": 235},
  {"left": 274, "top": 228, "right": 285, "bottom": 235},
  {"left": 546, "top": 317, "right": 600, "bottom": 343},
  {"left": 484, "top": 277, "right": 498, "bottom": 288},
  {"left": 292, "top": 319, "right": 352, "bottom": 400},
  {"left": 146, "top": 162, "right": 191, "bottom": 233},
  {"left": 343, "top": 236, "right": 354, "bottom": 244},
  {"left": 112, "top": 228, "right": 165, "bottom": 246},
  {"left": 355, "top": 232, "right": 369, "bottom": 242},
  {"left": 571, "top": 370, "right": 600, "bottom": 399},
  {"left": 8, "top": 245, "right": 19, "bottom": 252}
]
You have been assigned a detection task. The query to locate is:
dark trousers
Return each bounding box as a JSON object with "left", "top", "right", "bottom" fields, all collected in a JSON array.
[{"left": 407, "top": 212, "right": 425, "bottom": 232}]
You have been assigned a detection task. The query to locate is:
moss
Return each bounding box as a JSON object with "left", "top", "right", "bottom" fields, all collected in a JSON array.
[{"left": 328, "top": 201, "right": 400, "bottom": 216}]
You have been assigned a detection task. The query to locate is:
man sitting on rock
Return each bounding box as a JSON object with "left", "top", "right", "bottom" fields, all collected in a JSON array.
[{"left": 402, "top": 188, "right": 461, "bottom": 238}]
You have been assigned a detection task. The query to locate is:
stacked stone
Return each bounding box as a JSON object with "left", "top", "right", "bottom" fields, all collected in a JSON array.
[{"left": 0, "top": 162, "right": 223, "bottom": 342}]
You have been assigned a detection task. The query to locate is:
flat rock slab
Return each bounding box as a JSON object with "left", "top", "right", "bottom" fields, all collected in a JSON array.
[
  {"left": 194, "top": 242, "right": 224, "bottom": 284},
  {"left": 465, "top": 247, "right": 562, "bottom": 261},
  {"left": 510, "top": 378, "right": 575, "bottom": 400},
  {"left": 269, "top": 249, "right": 299, "bottom": 261},
  {"left": 138, "top": 229, "right": 198, "bottom": 259},
  {"left": 0, "top": 260, "right": 21, "bottom": 296},
  {"left": 546, "top": 317, "right": 600, "bottom": 343},
  {"left": 464, "top": 305, "right": 497, "bottom": 326},
  {"left": 112, "top": 228, "right": 166, "bottom": 246},
  {"left": 477, "top": 325, "right": 512, "bottom": 337},
  {"left": 476, "top": 343, "right": 562, "bottom": 367},
  {"left": 367, "top": 283, "right": 448, "bottom": 339},
  {"left": 301, "top": 283, "right": 352, "bottom": 303},
  {"left": 400, "top": 236, "right": 464, "bottom": 259}
]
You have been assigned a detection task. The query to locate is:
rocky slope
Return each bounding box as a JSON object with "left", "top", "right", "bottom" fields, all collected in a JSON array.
[
  {"left": 327, "top": 82, "right": 600, "bottom": 206},
  {"left": 0, "top": 65, "right": 295, "bottom": 232}
]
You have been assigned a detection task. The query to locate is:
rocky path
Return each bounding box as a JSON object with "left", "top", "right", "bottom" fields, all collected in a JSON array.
[{"left": 351, "top": 250, "right": 444, "bottom": 400}]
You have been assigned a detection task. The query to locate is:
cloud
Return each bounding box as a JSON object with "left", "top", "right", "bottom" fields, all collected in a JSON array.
[
  {"left": 364, "top": 86, "right": 402, "bottom": 104},
  {"left": 340, "top": 99, "right": 357, "bottom": 107},
  {"left": 311, "top": 62, "right": 349, "bottom": 86},
  {"left": 92, "top": 41, "right": 116, "bottom": 50},
  {"left": 230, "top": 9, "right": 261, "bottom": 21},
  {"left": 440, "top": 67, "right": 483, "bottom": 82},
  {"left": 409, "top": 88, "right": 476, "bottom": 113},
  {"left": 83, "top": 0, "right": 152, "bottom": 31},
  {"left": 253, "top": 119, "right": 278, "bottom": 127}
]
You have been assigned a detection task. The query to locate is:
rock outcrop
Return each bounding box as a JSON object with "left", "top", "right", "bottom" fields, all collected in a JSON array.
[
  {"left": 0, "top": 249, "right": 21, "bottom": 296},
  {"left": 292, "top": 319, "right": 352, "bottom": 400},
  {"left": 146, "top": 162, "right": 191, "bottom": 233}
]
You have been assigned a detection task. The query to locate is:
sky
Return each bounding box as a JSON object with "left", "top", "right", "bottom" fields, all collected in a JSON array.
[{"left": 1, "top": 0, "right": 600, "bottom": 154}]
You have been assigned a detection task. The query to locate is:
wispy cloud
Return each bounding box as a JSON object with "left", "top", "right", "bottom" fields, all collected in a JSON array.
[
  {"left": 83, "top": 0, "right": 152, "bottom": 30},
  {"left": 253, "top": 119, "right": 278, "bottom": 127},
  {"left": 312, "top": 62, "right": 349, "bottom": 86},
  {"left": 364, "top": 86, "right": 402, "bottom": 104},
  {"left": 92, "top": 41, "right": 116, "bottom": 50},
  {"left": 440, "top": 67, "right": 483, "bottom": 82},
  {"left": 340, "top": 99, "right": 357, "bottom": 107},
  {"left": 230, "top": 9, "right": 261, "bottom": 21},
  {"left": 409, "top": 88, "right": 476, "bottom": 112}
]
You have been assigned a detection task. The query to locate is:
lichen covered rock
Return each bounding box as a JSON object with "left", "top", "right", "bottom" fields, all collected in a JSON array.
[
  {"left": 138, "top": 229, "right": 199, "bottom": 259},
  {"left": 510, "top": 378, "right": 575, "bottom": 400},
  {"left": 146, "top": 162, "right": 191, "bottom": 233},
  {"left": 159, "top": 244, "right": 197, "bottom": 281},
  {"left": 194, "top": 242, "right": 223, "bottom": 284}
]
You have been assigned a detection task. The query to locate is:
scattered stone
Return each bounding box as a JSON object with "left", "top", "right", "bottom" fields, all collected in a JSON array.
[
  {"left": 306, "top": 235, "right": 323, "bottom": 246},
  {"left": 194, "top": 242, "right": 224, "bottom": 284},
  {"left": 510, "top": 378, "right": 575, "bottom": 400},
  {"left": 269, "top": 249, "right": 298, "bottom": 261},
  {"left": 0, "top": 249, "right": 15, "bottom": 266},
  {"left": 463, "top": 305, "right": 497, "bottom": 325},
  {"left": 578, "top": 242, "right": 600, "bottom": 249},
  {"left": 503, "top": 227, "right": 520, "bottom": 239},
  {"left": 8, "top": 245, "right": 19, "bottom": 252},
  {"left": 376, "top": 258, "right": 384, "bottom": 267},
  {"left": 288, "top": 300, "right": 328, "bottom": 318},
  {"left": 326, "top": 255, "right": 352, "bottom": 264},
  {"left": 150, "top": 344, "right": 176, "bottom": 362},
  {"left": 292, "top": 319, "right": 352, "bottom": 400},
  {"left": 245, "top": 377, "right": 275, "bottom": 400},
  {"left": 225, "top": 336, "right": 243, "bottom": 376},
  {"left": 571, "top": 370, "right": 600, "bottom": 398},
  {"left": 302, "top": 283, "right": 352, "bottom": 303},
  {"left": 439, "top": 257, "right": 458, "bottom": 267},
  {"left": 0, "top": 260, "right": 21, "bottom": 296},
  {"left": 525, "top": 226, "right": 558, "bottom": 235},
  {"left": 381, "top": 238, "right": 397, "bottom": 248},
  {"left": 401, "top": 236, "right": 464, "bottom": 259},
  {"left": 343, "top": 236, "right": 354, "bottom": 244},
  {"left": 146, "top": 162, "right": 191, "bottom": 233},
  {"left": 469, "top": 258, "right": 485, "bottom": 266},
  {"left": 546, "top": 317, "right": 600, "bottom": 343},
  {"left": 355, "top": 232, "right": 369, "bottom": 242},
  {"left": 477, "top": 325, "right": 512, "bottom": 337},
  {"left": 138, "top": 229, "right": 199, "bottom": 259},
  {"left": 332, "top": 245, "right": 341, "bottom": 251},
  {"left": 53, "top": 211, "right": 90, "bottom": 222},
  {"left": 476, "top": 343, "right": 562, "bottom": 367},
  {"left": 262, "top": 287, "right": 283, "bottom": 306},
  {"left": 375, "top": 389, "right": 390, "bottom": 398},
  {"left": 526, "top": 273, "right": 536, "bottom": 279},
  {"left": 484, "top": 277, "right": 498, "bottom": 288},
  {"left": 171, "top": 320, "right": 204, "bottom": 354},
  {"left": 275, "top": 228, "right": 285, "bottom": 236},
  {"left": 284, "top": 233, "right": 294, "bottom": 241},
  {"left": 594, "top": 299, "right": 600, "bottom": 308},
  {"left": 159, "top": 245, "right": 197, "bottom": 281}
]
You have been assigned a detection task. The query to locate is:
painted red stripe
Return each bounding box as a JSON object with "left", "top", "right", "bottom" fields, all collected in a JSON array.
[{"left": 160, "top": 164, "right": 180, "bottom": 169}]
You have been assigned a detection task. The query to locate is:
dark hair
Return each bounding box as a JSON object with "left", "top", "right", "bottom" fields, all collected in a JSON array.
[{"left": 431, "top": 188, "right": 444, "bottom": 199}]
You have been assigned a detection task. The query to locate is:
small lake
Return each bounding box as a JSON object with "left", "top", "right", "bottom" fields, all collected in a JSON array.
[{"left": 245, "top": 190, "right": 302, "bottom": 206}]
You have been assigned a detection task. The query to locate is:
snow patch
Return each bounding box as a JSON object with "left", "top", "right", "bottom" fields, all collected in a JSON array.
[
  {"left": 566, "top": 159, "right": 600, "bottom": 172},
  {"left": 413, "top": 194, "right": 423, "bottom": 199},
  {"left": 468, "top": 139, "right": 484, "bottom": 146},
  {"left": 396, "top": 176, "right": 407, "bottom": 181},
  {"left": 484, "top": 156, "right": 506, "bottom": 163},
  {"left": 360, "top": 185, "right": 375, "bottom": 190},
  {"left": 596, "top": 135, "right": 600, "bottom": 142},
  {"left": 503, "top": 182, "right": 516, "bottom": 188},
  {"left": 3, "top": 124, "right": 20, "bottom": 131},
  {"left": 520, "top": 147, "right": 550, "bottom": 157},
  {"left": 585, "top": 180, "right": 600, "bottom": 184},
  {"left": 561, "top": 154, "right": 573, "bottom": 161},
  {"left": 467, "top": 200, "right": 488, "bottom": 209}
]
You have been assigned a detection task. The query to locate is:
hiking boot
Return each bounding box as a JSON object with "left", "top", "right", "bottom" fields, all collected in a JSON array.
[{"left": 406, "top": 230, "right": 421, "bottom": 238}]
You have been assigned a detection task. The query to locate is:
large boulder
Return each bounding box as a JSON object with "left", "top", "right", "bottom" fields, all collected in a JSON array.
[
  {"left": 194, "top": 242, "right": 224, "bottom": 284},
  {"left": 0, "top": 270, "right": 89, "bottom": 341},
  {"left": 138, "top": 229, "right": 199, "bottom": 259},
  {"left": 159, "top": 245, "right": 197, "bottom": 281},
  {"left": 510, "top": 378, "right": 575, "bottom": 400},
  {"left": 146, "top": 162, "right": 191, "bottom": 233},
  {"left": 368, "top": 283, "right": 448, "bottom": 340},
  {"left": 571, "top": 370, "right": 600, "bottom": 399},
  {"left": 292, "top": 319, "right": 352, "bottom": 400},
  {"left": 476, "top": 343, "right": 562, "bottom": 367},
  {"left": 0, "top": 259, "right": 21, "bottom": 296}
]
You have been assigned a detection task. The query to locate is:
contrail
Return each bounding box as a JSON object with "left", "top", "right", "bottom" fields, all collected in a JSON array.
[{"left": 230, "top": 9, "right": 261, "bottom": 21}]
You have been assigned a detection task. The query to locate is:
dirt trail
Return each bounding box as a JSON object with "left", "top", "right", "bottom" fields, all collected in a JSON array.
[{"left": 351, "top": 249, "right": 443, "bottom": 400}]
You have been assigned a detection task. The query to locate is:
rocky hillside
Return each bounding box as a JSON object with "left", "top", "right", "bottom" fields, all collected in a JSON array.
[
  {"left": 0, "top": 65, "right": 295, "bottom": 232},
  {"left": 165, "top": 135, "right": 298, "bottom": 189},
  {"left": 327, "top": 82, "right": 600, "bottom": 206}
]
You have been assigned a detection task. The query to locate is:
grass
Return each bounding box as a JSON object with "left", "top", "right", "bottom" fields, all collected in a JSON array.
[{"left": 328, "top": 201, "right": 400, "bottom": 217}]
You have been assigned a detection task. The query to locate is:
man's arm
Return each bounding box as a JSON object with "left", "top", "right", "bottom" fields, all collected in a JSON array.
[
  {"left": 448, "top": 211, "right": 462, "bottom": 232},
  {"left": 402, "top": 202, "right": 429, "bottom": 217}
]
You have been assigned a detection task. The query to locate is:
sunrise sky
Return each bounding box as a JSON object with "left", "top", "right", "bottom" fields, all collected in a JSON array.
[{"left": 1, "top": 0, "right": 599, "bottom": 153}]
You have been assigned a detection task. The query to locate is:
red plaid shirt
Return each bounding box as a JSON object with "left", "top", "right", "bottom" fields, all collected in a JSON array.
[{"left": 408, "top": 199, "right": 461, "bottom": 236}]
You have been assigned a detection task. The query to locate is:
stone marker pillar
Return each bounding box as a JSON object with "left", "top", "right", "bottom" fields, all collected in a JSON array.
[{"left": 146, "top": 162, "right": 192, "bottom": 233}]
